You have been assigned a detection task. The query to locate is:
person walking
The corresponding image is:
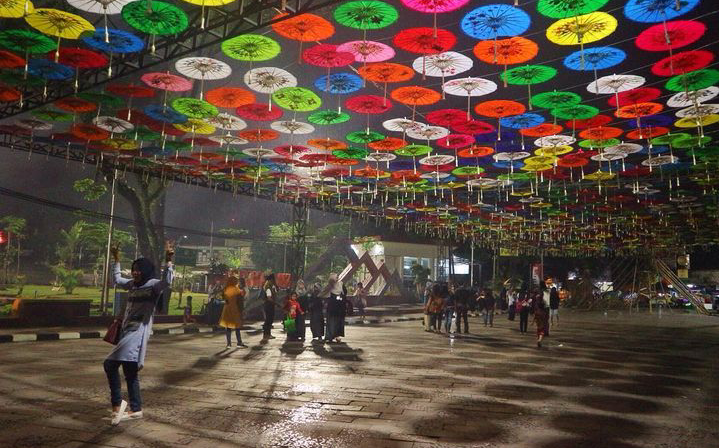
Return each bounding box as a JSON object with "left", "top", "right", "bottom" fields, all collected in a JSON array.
[
  {"left": 261, "top": 274, "right": 279, "bottom": 341},
  {"left": 483, "top": 288, "right": 495, "bottom": 327},
  {"left": 424, "top": 284, "right": 444, "bottom": 333},
  {"left": 454, "top": 284, "right": 470, "bottom": 334},
  {"left": 354, "top": 281, "right": 367, "bottom": 320},
  {"left": 104, "top": 244, "right": 174, "bottom": 425},
  {"left": 443, "top": 284, "right": 456, "bottom": 334},
  {"left": 550, "top": 286, "right": 560, "bottom": 328},
  {"left": 308, "top": 282, "right": 325, "bottom": 342},
  {"left": 295, "top": 280, "right": 309, "bottom": 341},
  {"left": 518, "top": 289, "right": 530, "bottom": 334},
  {"left": 533, "top": 297, "right": 549, "bottom": 348},
  {"left": 324, "top": 273, "right": 346, "bottom": 343},
  {"left": 507, "top": 288, "right": 516, "bottom": 321},
  {"left": 283, "top": 291, "right": 305, "bottom": 341},
  {"left": 219, "top": 274, "right": 247, "bottom": 348}
]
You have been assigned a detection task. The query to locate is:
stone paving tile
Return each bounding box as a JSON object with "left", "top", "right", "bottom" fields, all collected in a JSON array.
[{"left": 1, "top": 311, "right": 718, "bottom": 447}]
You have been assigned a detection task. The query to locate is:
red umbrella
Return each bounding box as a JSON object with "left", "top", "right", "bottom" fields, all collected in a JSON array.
[
  {"left": 48, "top": 47, "right": 108, "bottom": 69},
  {"left": 346, "top": 94, "right": 393, "bottom": 131},
  {"left": 0, "top": 50, "right": 25, "bottom": 69},
  {"left": 184, "top": 137, "right": 220, "bottom": 147},
  {"left": 368, "top": 137, "right": 406, "bottom": 151},
  {"left": 107, "top": 84, "right": 155, "bottom": 121},
  {"left": 274, "top": 144, "right": 311, "bottom": 158},
  {"left": 302, "top": 43, "right": 354, "bottom": 67},
  {"left": 54, "top": 96, "right": 96, "bottom": 113},
  {"left": 578, "top": 126, "right": 623, "bottom": 140},
  {"left": 607, "top": 87, "right": 661, "bottom": 108},
  {"left": 452, "top": 119, "right": 495, "bottom": 135},
  {"left": 238, "top": 128, "right": 279, "bottom": 142},
  {"left": 71, "top": 123, "right": 110, "bottom": 141},
  {"left": 567, "top": 115, "right": 611, "bottom": 129},
  {"left": 393, "top": 27, "right": 456, "bottom": 55},
  {"left": 436, "top": 134, "right": 474, "bottom": 149},
  {"left": 651, "top": 50, "right": 714, "bottom": 77},
  {"left": 116, "top": 108, "right": 155, "bottom": 126},
  {"left": 146, "top": 120, "right": 185, "bottom": 136},
  {"left": 635, "top": 20, "right": 705, "bottom": 52},
  {"left": 0, "top": 85, "right": 20, "bottom": 102},
  {"left": 426, "top": 108, "right": 467, "bottom": 126},
  {"left": 520, "top": 123, "right": 563, "bottom": 137},
  {"left": 235, "top": 103, "right": 283, "bottom": 121},
  {"left": 626, "top": 126, "right": 669, "bottom": 140}
]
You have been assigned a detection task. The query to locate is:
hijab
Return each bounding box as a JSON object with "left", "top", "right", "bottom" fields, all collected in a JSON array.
[
  {"left": 296, "top": 279, "right": 307, "bottom": 296},
  {"left": 131, "top": 257, "right": 156, "bottom": 286}
]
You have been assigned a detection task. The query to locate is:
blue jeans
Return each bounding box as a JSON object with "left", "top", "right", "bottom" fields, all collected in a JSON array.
[
  {"left": 103, "top": 359, "right": 141, "bottom": 412},
  {"left": 484, "top": 309, "right": 494, "bottom": 326},
  {"left": 444, "top": 308, "right": 454, "bottom": 332}
]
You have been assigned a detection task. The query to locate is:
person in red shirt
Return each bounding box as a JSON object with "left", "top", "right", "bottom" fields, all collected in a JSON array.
[{"left": 284, "top": 291, "right": 304, "bottom": 341}]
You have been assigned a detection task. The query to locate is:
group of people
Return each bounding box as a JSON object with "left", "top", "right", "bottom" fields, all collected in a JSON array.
[
  {"left": 219, "top": 272, "right": 361, "bottom": 347},
  {"left": 422, "top": 280, "right": 563, "bottom": 348}
]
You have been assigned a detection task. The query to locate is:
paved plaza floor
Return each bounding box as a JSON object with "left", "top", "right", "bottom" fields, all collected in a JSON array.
[{"left": 0, "top": 310, "right": 718, "bottom": 448}]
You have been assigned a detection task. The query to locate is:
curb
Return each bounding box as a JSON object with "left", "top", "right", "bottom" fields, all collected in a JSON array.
[{"left": 0, "top": 315, "right": 424, "bottom": 343}]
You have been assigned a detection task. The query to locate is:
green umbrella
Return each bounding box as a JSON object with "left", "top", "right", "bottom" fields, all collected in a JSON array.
[
  {"left": 673, "top": 135, "right": 711, "bottom": 149},
  {"left": 78, "top": 92, "right": 123, "bottom": 108},
  {"left": 308, "top": 109, "right": 351, "bottom": 125},
  {"left": 126, "top": 127, "right": 162, "bottom": 141},
  {"left": 334, "top": 1, "right": 398, "bottom": 31},
  {"left": 665, "top": 69, "right": 719, "bottom": 92},
  {"left": 171, "top": 97, "right": 218, "bottom": 119},
  {"left": 578, "top": 138, "right": 620, "bottom": 148},
  {"left": 0, "top": 71, "right": 44, "bottom": 87},
  {"left": 650, "top": 133, "right": 692, "bottom": 146},
  {"left": 0, "top": 29, "right": 55, "bottom": 54},
  {"left": 537, "top": 0, "right": 609, "bottom": 19},
  {"left": 31, "top": 109, "right": 73, "bottom": 122},
  {"left": 122, "top": 1, "right": 188, "bottom": 36},
  {"left": 162, "top": 140, "right": 191, "bottom": 151},
  {"left": 395, "top": 144, "right": 432, "bottom": 157},
  {"left": 531, "top": 90, "right": 582, "bottom": 109},
  {"left": 550, "top": 104, "right": 599, "bottom": 120},
  {"left": 221, "top": 34, "right": 280, "bottom": 61},
  {"left": 346, "top": 130, "right": 384, "bottom": 143},
  {"left": 333, "top": 147, "right": 369, "bottom": 159},
  {"left": 501, "top": 65, "right": 558, "bottom": 110},
  {"left": 272, "top": 87, "right": 321, "bottom": 112},
  {"left": 497, "top": 173, "right": 531, "bottom": 181},
  {"left": 452, "top": 166, "right": 484, "bottom": 176}
]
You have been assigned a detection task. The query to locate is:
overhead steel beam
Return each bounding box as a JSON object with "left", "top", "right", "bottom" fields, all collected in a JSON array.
[{"left": 0, "top": 0, "right": 342, "bottom": 120}]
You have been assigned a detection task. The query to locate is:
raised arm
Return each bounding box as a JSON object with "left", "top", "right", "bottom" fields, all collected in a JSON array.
[
  {"left": 161, "top": 242, "right": 175, "bottom": 285},
  {"left": 111, "top": 246, "right": 133, "bottom": 290}
]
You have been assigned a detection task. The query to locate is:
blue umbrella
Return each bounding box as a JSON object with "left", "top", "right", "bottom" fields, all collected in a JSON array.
[
  {"left": 624, "top": 0, "right": 700, "bottom": 23},
  {"left": 143, "top": 105, "right": 188, "bottom": 124},
  {"left": 475, "top": 129, "right": 519, "bottom": 143},
  {"left": 82, "top": 28, "right": 145, "bottom": 54},
  {"left": 314, "top": 72, "right": 363, "bottom": 94},
  {"left": 626, "top": 114, "right": 673, "bottom": 128},
  {"left": 500, "top": 113, "right": 545, "bottom": 129},
  {"left": 27, "top": 59, "right": 73, "bottom": 80},
  {"left": 461, "top": 4, "right": 531, "bottom": 40},
  {"left": 564, "top": 46, "right": 626, "bottom": 71},
  {"left": 492, "top": 161, "right": 523, "bottom": 170},
  {"left": 389, "top": 160, "right": 415, "bottom": 171},
  {"left": 639, "top": 145, "right": 669, "bottom": 155}
]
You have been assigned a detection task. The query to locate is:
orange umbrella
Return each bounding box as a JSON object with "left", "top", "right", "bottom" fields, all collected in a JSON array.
[
  {"left": 307, "top": 138, "right": 346, "bottom": 150},
  {"left": 205, "top": 87, "right": 255, "bottom": 108},
  {"left": 458, "top": 145, "right": 494, "bottom": 157},
  {"left": 473, "top": 37, "right": 538, "bottom": 86},
  {"left": 368, "top": 137, "right": 407, "bottom": 151},
  {"left": 358, "top": 62, "right": 414, "bottom": 99},
  {"left": 272, "top": 12, "right": 334, "bottom": 61},
  {"left": 475, "top": 99, "right": 526, "bottom": 138},
  {"left": 71, "top": 123, "right": 110, "bottom": 141},
  {"left": 54, "top": 96, "right": 96, "bottom": 112},
  {"left": 519, "top": 123, "right": 563, "bottom": 137},
  {"left": 238, "top": 128, "right": 279, "bottom": 142},
  {"left": 615, "top": 102, "right": 663, "bottom": 130},
  {"left": 626, "top": 126, "right": 669, "bottom": 140},
  {"left": 390, "top": 85, "right": 441, "bottom": 120},
  {"left": 578, "top": 126, "right": 623, "bottom": 140}
]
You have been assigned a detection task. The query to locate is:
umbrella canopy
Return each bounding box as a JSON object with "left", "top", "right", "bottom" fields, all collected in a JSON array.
[
  {"left": 81, "top": 27, "right": 144, "bottom": 53},
  {"left": 302, "top": 44, "right": 354, "bottom": 67},
  {"left": 412, "top": 51, "right": 473, "bottom": 78},
  {"left": 121, "top": 1, "right": 188, "bottom": 36},
  {"left": 271, "top": 12, "right": 335, "bottom": 42},
  {"left": 461, "top": 4, "right": 530, "bottom": 40},
  {"left": 537, "top": 0, "right": 609, "bottom": 18},
  {"left": 25, "top": 8, "right": 95, "bottom": 40},
  {"left": 624, "top": 0, "right": 699, "bottom": 23},
  {"left": 564, "top": 46, "right": 626, "bottom": 71},
  {"left": 235, "top": 103, "right": 283, "bottom": 121},
  {"left": 308, "top": 109, "right": 351, "bottom": 125},
  {"left": 222, "top": 34, "right": 280, "bottom": 61},
  {"left": 346, "top": 95, "right": 393, "bottom": 114},
  {"left": 333, "top": 1, "right": 398, "bottom": 30},
  {"left": 314, "top": 72, "right": 363, "bottom": 94},
  {"left": 665, "top": 69, "right": 719, "bottom": 92},
  {"left": 244, "top": 67, "right": 297, "bottom": 94},
  {"left": 473, "top": 36, "right": 538, "bottom": 66},
  {"left": 394, "top": 27, "right": 456, "bottom": 55},
  {"left": 272, "top": 87, "right": 322, "bottom": 112},
  {"left": 205, "top": 87, "right": 255, "bottom": 108},
  {"left": 651, "top": 50, "right": 714, "bottom": 77},
  {"left": 0, "top": 29, "right": 55, "bottom": 55},
  {"left": 635, "top": 20, "right": 705, "bottom": 51},
  {"left": 337, "top": 40, "right": 394, "bottom": 63},
  {"left": 141, "top": 72, "right": 192, "bottom": 91}
]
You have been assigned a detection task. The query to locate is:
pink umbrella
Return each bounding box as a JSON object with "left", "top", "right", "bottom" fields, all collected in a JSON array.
[
  {"left": 141, "top": 72, "right": 193, "bottom": 106},
  {"left": 302, "top": 44, "right": 355, "bottom": 90},
  {"left": 337, "top": 40, "right": 395, "bottom": 63},
  {"left": 401, "top": 0, "right": 470, "bottom": 34}
]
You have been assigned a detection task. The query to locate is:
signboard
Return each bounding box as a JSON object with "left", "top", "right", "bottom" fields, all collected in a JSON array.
[
  {"left": 531, "top": 263, "right": 541, "bottom": 287},
  {"left": 499, "top": 247, "right": 519, "bottom": 257},
  {"left": 175, "top": 247, "right": 198, "bottom": 266},
  {"left": 677, "top": 254, "right": 689, "bottom": 279}
]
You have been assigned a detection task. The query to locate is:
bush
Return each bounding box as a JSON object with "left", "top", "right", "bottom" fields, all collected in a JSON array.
[{"left": 52, "top": 265, "right": 83, "bottom": 294}]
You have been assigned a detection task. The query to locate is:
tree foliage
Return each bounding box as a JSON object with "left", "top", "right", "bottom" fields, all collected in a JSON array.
[{"left": 73, "top": 178, "right": 107, "bottom": 201}]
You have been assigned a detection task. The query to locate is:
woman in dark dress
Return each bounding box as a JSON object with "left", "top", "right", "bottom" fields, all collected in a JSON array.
[
  {"left": 309, "top": 282, "right": 325, "bottom": 341},
  {"left": 294, "top": 280, "right": 309, "bottom": 341},
  {"left": 324, "top": 273, "right": 346, "bottom": 343}
]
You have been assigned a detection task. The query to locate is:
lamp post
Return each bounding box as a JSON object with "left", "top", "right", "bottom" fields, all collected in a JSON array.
[{"left": 100, "top": 168, "right": 117, "bottom": 315}]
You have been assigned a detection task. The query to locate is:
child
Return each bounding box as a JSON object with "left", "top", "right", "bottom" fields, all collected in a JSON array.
[
  {"left": 532, "top": 299, "right": 549, "bottom": 348},
  {"left": 355, "top": 282, "right": 367, "bottom": 320},
  {"left": 284, "top": 292, "right": 304, "bottom": 341},
  {"left": 183, "top": 296, "right": 195, "bottom": 325}
]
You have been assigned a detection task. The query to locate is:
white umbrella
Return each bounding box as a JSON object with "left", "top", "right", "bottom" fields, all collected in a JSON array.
[
  {"left": 412, "top": 51, "right": 473, "bottom": 95},
  {"left": 382, "top": 118, "right": 425, "bottom": 139},
  {"left": 406, "top": 125, "right": 449, "bottom": 144},
  {"left": 270, "top": 120, "right": 315, "bottom": 134},
  {"left": 605, "top": 142, "right": 642, "bottom": 154},
  {"left": 175, "top": 57, "right": 231, "bottom": 100},
  {"left": 93, "top": 115, "right": 133, "bottom": 134},
  {"left": 244, "top": 67, "right": 297, "bottom": 110},
  {"left": 242, "top": 148, "right": 275, "bottom": 158},
  {"left": 209, "top": 135, "right": 248, "bottom": 145},
  {"left": 534, "top": 134, "right": 575, "bottom": 147},
  {"left": 205, "top": 113, "right": 246, "bottom": 131},
  {"left": 667, "top": 86, "right": 719, "bottom": 108},
  {"left": 443, "top": 77, "right": 497, "bottom": 118},
  {"left": 642, "top": 155, "right": 677, "bottom": 167},
  {"left": 67, "top": 0, "right": 132, "bottom": 42},
  {"left": 587, "top": 74, "right": 645, "bottom": 111},
  {"left": 676, "top": 103, "right": 719, "bottom": 118},
  {"left": 15, "top": 118, "right": 51, "bottom": 131}
]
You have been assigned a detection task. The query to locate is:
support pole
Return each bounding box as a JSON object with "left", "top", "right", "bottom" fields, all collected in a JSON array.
[
  {"left": 100, "top": 168, "right": 117, "bottom": 315},
  {"left": 470, "top": 239, "right": 475, "bottom": 287}
]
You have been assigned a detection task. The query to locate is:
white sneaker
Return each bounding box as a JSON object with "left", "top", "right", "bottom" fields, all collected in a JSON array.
[
  {"left": 111, "top": 400, "right": 127, "bottom": 426},
  {"left": 225, "top": 344, "right": 232, "bottom": 349},
  {"left": 120, "top": 410, "right": 143, "bottom": 421}
]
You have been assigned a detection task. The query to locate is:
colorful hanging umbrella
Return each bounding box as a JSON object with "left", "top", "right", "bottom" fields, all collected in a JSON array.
[
  {"left": 337, "top": 40, "right": 394, "bottom": 63},
  {"left": 31, "top": 109, "right": 73, "bottom": 122},
  {"left": 651, "top": 50, "right": 714, "bottom": 77},
  {"left": 537, "top": 0, "right": 609, "bottom": 18},
  {"left": 607, "top": 87, "right": 661, "bottom": 108},
  {"left": 54, "top": 96, "right": 97, "bottom": 112},
  {"left": 368, "top": 137, "right": 407, "bottom": 151},
  {"left": 71, "top": 123, "right": 110, "bottom": 140},
  {"left": 520, "top": 123, "right": 564, "bottom": 137},
  {"left": 346, "top": 95, "right": 393, "bottom": 114},
  {"left": 81, "top": 27, "right": 144, "bottom": 54},
  {"left": 461, "top": 4, "right": 530, "bottom": 40},
  {"left": 588, "top": 74, "right": 645, "bottom": 109},
  {"left": 500, "top": 113, "right": 544, "bottom": 129},
  {"left": 205, "top": 86, "right": 255, "bottom": 108},
  {"left": 394, "top": 27, "right": 456, "bottom": 55},
  {"left": 635, "top": 20, "right": 705, "bottom": 52},
  {"left": 222, "top": 34, "right": 280, "bottom": 61},
  {"left": 272, "top": 87, "right": 322, "bottom": 112},
  {"left": 25, "top": 8, "right": 95, "bottom": 61},
  {"left": 244, "top": 67, "right": 297, "bottom": 97},
  {"left": 27, "top": 59, "right": 73, "bottom": 80},
  {"left": 475, "top": 99, "right": 526, "bottom": 138},
  {"left": 624, "top": 0, "right": 699, "bottom": 23},
  {"left": 551, "top": 104, "right": 599, "bottom": 121},
  {"left": 411, "top": 51, "right": 472, "bottom": 89},
  {"left": 141, "top": 72, "right": 192, "bottom": 91},
  {"left": 333, "top": 147, "right": 369, "bottom": 160},
  {"left": 346, "top": 130, "right": 384, "bottom": 143},
  {"left": 452, "top": 119, "right": 495, "bottom": 135},
  {"left": 50, "top": 47, "right": 108, "bottom": 69},
  {"left": 0, "top": 30, "right": 55, "bottom": 56},
  {"left": 308, "top": 109, "right": 351, "bottom": 125},
  {"left": 334, "top": 1, "right": 398, "bottom": 31},
  {"left": 443, "top": 77, "right": 497, "bottom": 118},
  {"left": 531, "top": 90, "right": 582, "bottom": 109},
  {"left": 93, "top": 115, "right": 134, "bottom": 134},
  {"left": 665, "top": 69, "right": 719, "bottom": 92},
  {"left": 426, "top": 108, "right": 468, "bottom": 127},
  {"left": 272, "top": 12, "right": 335, "bottom": 42},
  {"left": 121, "top": 1, "right": 188, "bottom": 36},
  {"left": 473, "top": 37, "right": 538, "bottom": 80},
  {"left": 271, "top": 120, "right": 315, "bottom": 135},
  {"left": 501, "top": 65, "right": 557, "bottom": 109},
  {"left": 206, "top": 113, "right": 246, "bottom": 131},
  {"left": 307, "top": 138, "right": 347, "bottom": 150},
  {"left": 578, "top": 126, "right": 623, "bottom": 140},
  {"left": 564, "top": 46, "right": 626, "bottom": 71},
  {"left": 546, "top": 12, "right": 617, "bottom": 69},
  {"left": 143, "top": 104, "right": 188, "bottom": 123},
  {"left": 666, "top": 87, "right": 719, "bottom": 107},
  {"left": 314, "top": 72, "right": 363, "bottom": 94},
  {"left": 0, "top": 0, "right": 33, "bottom": 18},
  {"left": 303, "top": 44, "right": 354, "bottom": 67},
  {"left": 235, "top": 103, "right": 283, "bottom": 121},
  {"left": 390, "top": 86, "right": 441, "bottom": 120},
  {"left": 175, "top": 57, "right": 231, "bottom": 99}
]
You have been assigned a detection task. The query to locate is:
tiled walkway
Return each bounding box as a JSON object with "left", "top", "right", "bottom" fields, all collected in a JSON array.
[{"left": 0, "top": 310, "right": 718, "bottom": 447}]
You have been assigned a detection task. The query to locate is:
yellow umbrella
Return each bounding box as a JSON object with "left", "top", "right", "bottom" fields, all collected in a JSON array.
[
  {"left": 535, "top": 145, "right": 573, "bottom": 156},
  {"left": 524, "top": 155, "right": 558, "bottom": 165},
  {"left": 0, "top": 0, "right": 33, "bottom": 18},
  {"left": 174, "top": 118, "right": 216, "bottom": 134},
  {"left": 675, "top": 114, "right": 719, "bottom": 128},
  {"left": 546, "top": 12, "right": 617, "bottom": 69},
  {"left": 25, "top": 8, "right": 94, "bottom": 61},
  {"left": 183, "top": 0, "right": 236, "bottom": 28}
]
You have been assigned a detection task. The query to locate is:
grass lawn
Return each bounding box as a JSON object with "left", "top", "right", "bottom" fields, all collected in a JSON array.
[{"left": 0, "top": 284, "right": 209, "bottom": 317}]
